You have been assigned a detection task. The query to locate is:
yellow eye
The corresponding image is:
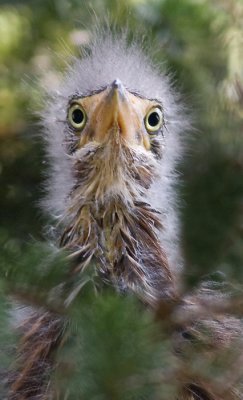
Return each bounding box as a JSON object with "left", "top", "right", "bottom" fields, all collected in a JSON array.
[
  {"left": 68, "top": 103, "right": 87, "bottom": 130},
  {"left": 144, "top": 107, "right": 163, "bottom": 133}
]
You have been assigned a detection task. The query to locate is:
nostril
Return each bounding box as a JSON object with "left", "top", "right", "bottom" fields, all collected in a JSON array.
[{"left": 181, "top": 330, "right": 195, "bottom": 341}]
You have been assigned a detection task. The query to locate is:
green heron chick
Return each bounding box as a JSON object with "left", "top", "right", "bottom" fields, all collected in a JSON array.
[
  {"left": 9, "top": 33, "right": 190, "bottom": 399},
  {"left": 42, "top": 34, "right": 187, "bottom": 304},
  {"left": 8, "top": 32, "right": 243, "bottom": 400}
]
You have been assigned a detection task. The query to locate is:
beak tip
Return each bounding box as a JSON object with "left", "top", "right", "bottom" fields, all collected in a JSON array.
[
  {"left": 111, "top": 79, "right": 125, "bottom": 101},
  {"left": 112, "top": 79, "right": 122, "bottom": 90}
]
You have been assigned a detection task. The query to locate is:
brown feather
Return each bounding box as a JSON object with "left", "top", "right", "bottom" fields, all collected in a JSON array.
[{"left": 8, "top": 312, "right": 63, "bottom": 399}]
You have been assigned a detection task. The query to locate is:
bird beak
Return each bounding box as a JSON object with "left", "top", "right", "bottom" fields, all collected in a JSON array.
[{"left": 94, "top": 79, "right": 139, "bottom": 145}]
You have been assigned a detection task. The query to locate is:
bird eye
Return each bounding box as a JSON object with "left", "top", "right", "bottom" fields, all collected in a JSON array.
[
  {"left": 144, "top": 107, "right": 163, "bottom": 134},
  {"left": 68, "top": 103, "right": 87, "bottom": 130}
]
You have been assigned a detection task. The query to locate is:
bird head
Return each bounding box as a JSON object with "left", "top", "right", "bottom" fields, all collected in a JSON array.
[
  {"left": 67, "top": 78, "right": 163, "bottom": 152},
  {"left": 42, "top": 34, "right": 188, "bottom": 302}
]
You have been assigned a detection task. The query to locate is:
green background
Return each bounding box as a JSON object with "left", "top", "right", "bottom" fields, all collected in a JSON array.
[{"left": 0, "top": 0, "right": 243, "bottom": 284}]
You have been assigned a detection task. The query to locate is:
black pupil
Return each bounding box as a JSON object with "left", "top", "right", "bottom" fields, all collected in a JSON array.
[
  {"left": 72, "top": 108, "right": 84, "bottom": 125},
  {"left": 148, "top": 112, "right": 160, "bottom": 127}
]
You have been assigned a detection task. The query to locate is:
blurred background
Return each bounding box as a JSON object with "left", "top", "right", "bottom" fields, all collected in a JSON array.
[{"left": 0, "top": 0, "right": 243, "bottom": 285}]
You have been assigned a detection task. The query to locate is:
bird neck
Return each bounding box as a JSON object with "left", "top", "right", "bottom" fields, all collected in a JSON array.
[{"left": 58, "top": 140, "right": 175, "bottom": 302}]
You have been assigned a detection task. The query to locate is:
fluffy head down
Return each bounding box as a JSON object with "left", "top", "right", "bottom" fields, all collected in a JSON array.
[{"left": 41, "top": 32, "right": 189, "bottom": 302}]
